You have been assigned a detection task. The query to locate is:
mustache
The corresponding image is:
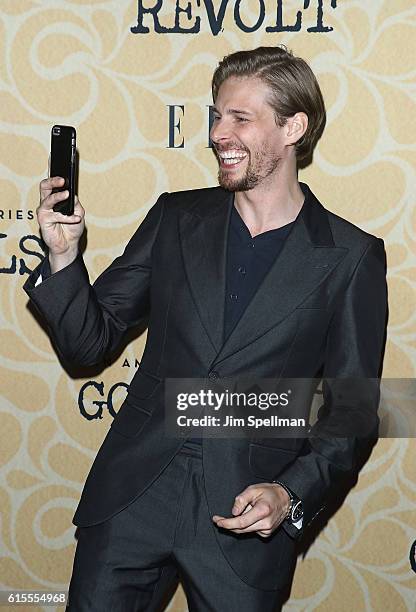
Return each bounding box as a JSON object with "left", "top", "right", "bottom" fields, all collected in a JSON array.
[{"left": 213, "top": 144, "right": 249, "bottom": 154}]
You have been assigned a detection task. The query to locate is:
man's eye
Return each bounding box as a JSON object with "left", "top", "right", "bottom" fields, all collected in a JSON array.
[
  {"left": 236, "top": 117, "right": 248, "bottom": 123},
  {"left": 213, "top": 115, "right": 221, "bottom": 121}
]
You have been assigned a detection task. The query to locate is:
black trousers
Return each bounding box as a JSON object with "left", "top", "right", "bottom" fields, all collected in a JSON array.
[{"left": 67, "top": 442, "right": 283, "bottom": 611}]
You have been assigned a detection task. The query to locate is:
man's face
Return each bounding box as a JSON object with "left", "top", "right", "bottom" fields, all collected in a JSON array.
[{"left": 210, "top": 76, "right": 288, "bottom": 192}]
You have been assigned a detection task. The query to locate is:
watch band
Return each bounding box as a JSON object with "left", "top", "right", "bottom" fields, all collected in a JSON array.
[{"left": 272, "top": 480, "right": 294, "bottom": 520}]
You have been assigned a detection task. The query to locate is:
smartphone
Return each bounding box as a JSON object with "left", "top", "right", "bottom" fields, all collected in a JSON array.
[{"left": 50, "top": 125, "right": 76, "bottom": 215}]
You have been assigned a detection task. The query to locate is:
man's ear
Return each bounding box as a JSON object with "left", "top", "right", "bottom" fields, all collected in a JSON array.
[{"left": 286, "top": 112, "right": 308, "bottom": 145}]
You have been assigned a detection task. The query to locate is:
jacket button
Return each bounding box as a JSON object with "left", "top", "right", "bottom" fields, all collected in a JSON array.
[{"left": 208, "top": 370, "right": 220, "bottom": 380}]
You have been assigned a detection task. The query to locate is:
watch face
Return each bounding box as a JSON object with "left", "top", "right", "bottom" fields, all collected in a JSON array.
[{"left": 291, "top": 500, "right": 303, "bottom": 522}]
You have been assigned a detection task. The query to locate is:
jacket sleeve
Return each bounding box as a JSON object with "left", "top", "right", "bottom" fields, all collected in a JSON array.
[
  {"left": 277, "top": 237, "right": 388, "bottom": 536},
  {"left": 23, "top": 193, "right": 167, "bottom": 367}
]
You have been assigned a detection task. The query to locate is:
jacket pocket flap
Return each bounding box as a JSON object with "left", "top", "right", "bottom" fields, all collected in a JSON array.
[
  {"left": 128, "top": 369, "right": 162, "bottom": 399},
  {"left": 111, "top": 401, "right": 150, "bottom": 437}
]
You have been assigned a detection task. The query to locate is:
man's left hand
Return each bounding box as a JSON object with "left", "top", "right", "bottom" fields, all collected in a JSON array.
[{"left": 212, "top": 483, "right": 290, "bottom": 538}]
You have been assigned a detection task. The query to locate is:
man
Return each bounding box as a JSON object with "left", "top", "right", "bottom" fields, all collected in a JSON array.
[{"left": 24, "top": 46, "right": 387, "bottom": 611}]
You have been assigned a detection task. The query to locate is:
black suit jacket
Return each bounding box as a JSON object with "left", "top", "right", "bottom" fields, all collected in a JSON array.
[{"left": 24, "top": 183, "right": 388, "bottom": 590}]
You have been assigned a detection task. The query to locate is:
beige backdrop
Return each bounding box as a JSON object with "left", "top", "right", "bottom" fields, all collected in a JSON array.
[{"left": 1, "top": 0, "right": 415, "bottom": 610}]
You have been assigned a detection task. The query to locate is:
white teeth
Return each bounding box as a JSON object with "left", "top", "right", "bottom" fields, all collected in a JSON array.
[
  {"left": 219, "top": 150, "right": 247, "bottom": 160},
  {"left": 223, "top": 158, "right": 241, "bottom": 165}
]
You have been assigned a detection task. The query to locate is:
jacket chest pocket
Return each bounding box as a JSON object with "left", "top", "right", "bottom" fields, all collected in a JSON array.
[{"left": 294, "top": 306, "right": 332, "bottom": 346}]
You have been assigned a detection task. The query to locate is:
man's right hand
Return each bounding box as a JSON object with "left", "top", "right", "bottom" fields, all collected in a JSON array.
[{"left": 37, "top": 176, "right": 85, "bottom": 274}]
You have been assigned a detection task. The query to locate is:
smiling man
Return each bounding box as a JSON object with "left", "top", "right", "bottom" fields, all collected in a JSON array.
[
  {"left": 24, "top": 46, "right": 387, "bottom": 611},
  {"left": 212, "top": 76, "right": 301, "bottom": 194}
]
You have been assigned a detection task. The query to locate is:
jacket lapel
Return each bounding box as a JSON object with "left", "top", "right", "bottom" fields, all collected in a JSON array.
[
  {"left": 179, "top": 184, "right": 348, "bottom": 362},
  {"left": 179, "top": 188, "right": 233, "bottom": 354}
]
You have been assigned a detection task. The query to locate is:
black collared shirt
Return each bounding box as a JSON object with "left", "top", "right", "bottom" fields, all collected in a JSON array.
[{"left": 224, "top": 204, "right": 295, "bottom": 340}]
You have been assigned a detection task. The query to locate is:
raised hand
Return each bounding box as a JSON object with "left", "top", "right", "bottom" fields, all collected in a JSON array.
[{"left": 37, "top": 176, "right": 85, "bottom": 273}]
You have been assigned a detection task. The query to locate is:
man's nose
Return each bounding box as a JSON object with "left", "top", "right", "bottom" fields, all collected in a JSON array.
[{"left": 210, "top": 118, "right": 230, "bottom": 144}]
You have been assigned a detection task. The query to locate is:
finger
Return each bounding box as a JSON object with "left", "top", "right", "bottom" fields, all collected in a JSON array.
[
  {"left": 213, "top": 503, "right": 256, "bottom": 525},
  {"left": 246, "top": 511, "right": 285, "bottom": 537},
  {"left": 257, "top": 529, "right": 274, "bottom": 538},
  {"left": 236, "top": 511, "right": 284, "bottom": 535},
  {"left": 49, "top": 211, "right": 83, "bottom": 224},
  {"left": 232, "top": 487, "right": 259, "bottom": 515},
  {"left": 232, "top": 520, "right": 273, "bottom": 535},
  {"left": 39, "top": 176, "right": 65, "bottom": 200},
  {"left": 213, "top": 503, "right": 269, "bottom": 530},
  {"left": 73, "top": 195, "right": 85, "bottom": 215},
  {"left": 216, "top": 512, "right": 279, "bottom": 536},
  {"left": 213, "top": 517, "right": 272, "bottom": 535},
  {"left": 41, "top": 190, "right": 69, "bottom": 210}
]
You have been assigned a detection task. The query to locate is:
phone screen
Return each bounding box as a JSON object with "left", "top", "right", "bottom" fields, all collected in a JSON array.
[{"left": 50, "top": 125, "right": 76, "bottom": 216}]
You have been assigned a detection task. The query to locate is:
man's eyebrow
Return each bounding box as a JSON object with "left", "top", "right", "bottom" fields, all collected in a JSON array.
[{"left": 212, "top": 107, "right": 254, "bottom": 116}]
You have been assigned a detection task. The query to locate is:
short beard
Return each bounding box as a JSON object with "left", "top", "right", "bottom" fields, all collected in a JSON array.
[
  {"left": 217, "top": 149, "right": 281, "bottom": 192},
  {"left": 218, "top": 166, "right": 259, "bottom": 192}
]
